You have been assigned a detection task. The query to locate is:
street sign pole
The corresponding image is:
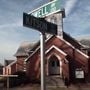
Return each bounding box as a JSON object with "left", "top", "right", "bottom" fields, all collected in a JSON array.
[
  {"left": 7, "top": 77, "right": 9, "bottom": 90},
  {"left": 40, "top": 32, "right": 46, "bottom": 90}
]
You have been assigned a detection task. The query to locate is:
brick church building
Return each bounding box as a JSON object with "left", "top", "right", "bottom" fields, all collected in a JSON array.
[{"left": 24, "top": 10, "right": 90, "bottom": 83}]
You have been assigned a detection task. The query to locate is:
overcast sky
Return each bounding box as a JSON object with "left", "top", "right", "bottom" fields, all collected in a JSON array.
[{"left": 0, "top": 0, "right": 90, "bottom": 64}]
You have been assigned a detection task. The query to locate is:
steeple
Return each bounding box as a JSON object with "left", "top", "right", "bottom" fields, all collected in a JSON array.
[
  {"left": 44, "top": 0, "right": 65, "bottom": 38},
  {"left": 45, "top": 8, "right": 65, "bottom": 38}
]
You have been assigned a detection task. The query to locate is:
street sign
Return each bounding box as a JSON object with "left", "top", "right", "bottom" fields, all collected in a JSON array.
[
  {"left": 23, "top": 13, "right": 57, "bottom": 35},
  {"left": 29, "top": 0, "right": 60, "bottom": 17}
]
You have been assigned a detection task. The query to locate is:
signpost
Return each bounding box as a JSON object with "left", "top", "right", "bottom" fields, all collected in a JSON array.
[
  {"left": 40, "top": 32, "right": 46, "bottom": 90},
  {"left": 23, "top": 12, "right": 57, "bottom": 90},
  {"left": 29, "top": 0, "right": 60, "bottom": 17}
]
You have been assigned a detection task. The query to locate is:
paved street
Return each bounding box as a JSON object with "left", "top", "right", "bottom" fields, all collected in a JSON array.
[{"left": 1, "top": 83, "right": 90, "bottom": 90}]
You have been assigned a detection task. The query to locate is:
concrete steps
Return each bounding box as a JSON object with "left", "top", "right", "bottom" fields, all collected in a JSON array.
[{"left": 46, "top": 76, "right": 65, "bottom": 87}]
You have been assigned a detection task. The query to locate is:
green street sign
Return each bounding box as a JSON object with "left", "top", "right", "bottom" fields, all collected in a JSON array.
[{"left": 30, "top": 0, "right": 60, "bottom": 17}]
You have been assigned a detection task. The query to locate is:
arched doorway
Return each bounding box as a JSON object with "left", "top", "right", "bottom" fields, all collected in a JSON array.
[{"left": 48, "top": 55, "right": 61, "bottom": 75}]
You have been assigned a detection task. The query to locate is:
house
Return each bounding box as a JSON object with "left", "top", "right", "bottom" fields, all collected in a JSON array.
[
  {"left": 3, "top": 42, "right": 36, "bottom": 75},
  {"left": 14, "top": 41, "right": 36, "bottom": 72},
  {"left": 0, "top": 63, "right": 3, "bottom": 74},
  {"left": 3, "top": 60, "right": 16, "bottom": 75}
]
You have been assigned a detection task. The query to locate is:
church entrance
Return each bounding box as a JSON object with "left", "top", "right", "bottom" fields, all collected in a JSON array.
[{"left": 49, "top": 55, "right": 61, "bottom": 75}]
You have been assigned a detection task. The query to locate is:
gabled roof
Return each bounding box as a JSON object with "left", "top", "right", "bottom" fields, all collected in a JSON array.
[
  {"left": 4, "top": 60, "right": 15, "bottom": 66},
  {"left": 29, "top": 34, "right": 54, "bottom": 52},
  {"left": 57, "top": 36, "right": 89, "bottom": 58},
  {"left": 15, "top": 31, "right": 86, "bottom": 58},
  {"left": 25, "top": 35, "right": 54, "bottom": 62},
  {"left": 25, "top": 32, "right": 89, "bottom": 63},
  {"left": 46, "top": 45, "right": 67, "bottom": 56},
  {"left": 63, "top": 31, "right": 84, "bottom": 49},
  {"left": 7, "top": 60, "right": 17, "bottom": 67},
  {"left": 14, "top": 41, "right": 36, "bottom": 57},
  {"left": 46, "top": 45, "right": 68, "bottom": 63},
  {"left": 27, "top": 31, "right": 83, "bottom": 56}
]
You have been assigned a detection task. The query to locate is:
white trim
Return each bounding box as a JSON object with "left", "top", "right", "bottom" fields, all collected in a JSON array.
[
  {"left": 46, "top": 45, "right": 67, "bottom": 56},
  {"left": 25, "top": 46, "right": 40, "bottom": 62},
  {"left": 76, "top": 49, "right": 89, "bottom": 58},
  {"left": 57, "top": 36, "right": 75, "bottom": 49},
  {"left": 45, "top": 34, "right": 53, "bottom": 42},
  {"left": 25, "top": 35, "right": 54, "bottom": 62},
  {"left": 54, "top": 53, "right": 62, "bottom": 60},
  {"left": 25, "top": 35, "right": 89, "bottom": 62},
  {"left": 57, "top": 36, "right": 89, "bottom": 58},
  {"left": 64, "top": 58, "right": 69, "bottom": 63}
]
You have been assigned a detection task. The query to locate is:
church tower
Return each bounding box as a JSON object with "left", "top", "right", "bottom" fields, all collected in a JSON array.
[{"left": 45, "top": 0, "right": 65, "bottom": 38}]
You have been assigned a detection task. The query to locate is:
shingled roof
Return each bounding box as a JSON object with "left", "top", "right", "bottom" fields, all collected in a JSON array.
[
  {"left": 4, "top": 59, "right": 15, "bottom": 66},
  {"left": 14, "top": 41, "right": 36, "bottom": 57},
  {"left": 15, "top": 31, "right": 85, "bottom": 57},
  {"left": 63, "top": 31, "right": 84, "bottom": 49}
]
